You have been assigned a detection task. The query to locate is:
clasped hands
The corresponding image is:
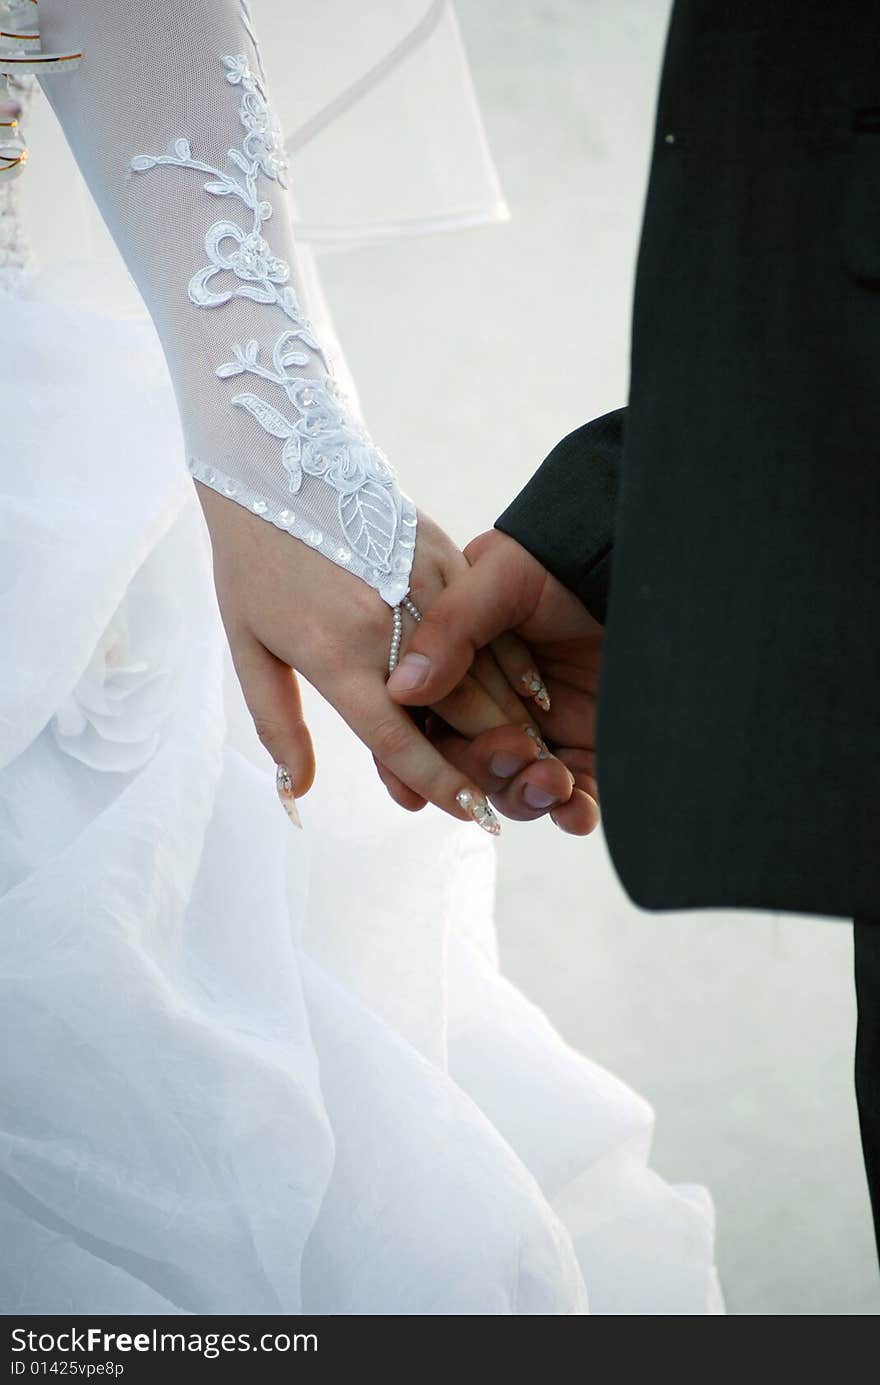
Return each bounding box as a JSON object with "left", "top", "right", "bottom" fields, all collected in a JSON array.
[
  {"left": 383, "top": 528, "right": 603, "bottom": 836},
  {"left": 198, "top": 485, "right": 601, "bottom": 836}
]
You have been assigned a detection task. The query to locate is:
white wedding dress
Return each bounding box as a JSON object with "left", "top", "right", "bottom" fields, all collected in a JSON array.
[{"left": 0, "top": 1, "right": 723, "bottom": 1315}]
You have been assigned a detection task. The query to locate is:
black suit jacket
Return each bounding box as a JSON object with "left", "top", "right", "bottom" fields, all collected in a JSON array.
[{"left": 497, "top": 0, "right": 880, "bottom": 919}]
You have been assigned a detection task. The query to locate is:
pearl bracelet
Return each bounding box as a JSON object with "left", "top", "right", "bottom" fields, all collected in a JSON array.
[{"left": 388, "top": 596, "right": 422, "bottom": 676}]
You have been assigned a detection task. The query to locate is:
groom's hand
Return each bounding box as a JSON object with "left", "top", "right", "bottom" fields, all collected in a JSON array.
[{"left": 387, "top": 530, "right": 604, "bottom": 834}]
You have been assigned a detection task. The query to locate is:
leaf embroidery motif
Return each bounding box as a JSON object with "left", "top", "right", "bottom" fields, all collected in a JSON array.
[
  {"left": 231, "top": 393, "right": 293, "bottom": 438},
  {"left": 281, "top": 436, "right": 304, "bottom": 492},
  {"left": 339, "top": 481, "right": 399, "bottom": 571}
]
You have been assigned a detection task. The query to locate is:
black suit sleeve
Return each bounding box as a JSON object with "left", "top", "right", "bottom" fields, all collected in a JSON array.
[{"left": 494, "top": 407, "right": 625, "bottom": 625}]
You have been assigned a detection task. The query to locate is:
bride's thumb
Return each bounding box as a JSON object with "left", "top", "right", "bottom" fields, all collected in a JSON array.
[{"left": 233, "top": 635, "right": 316, "bottom": 819}]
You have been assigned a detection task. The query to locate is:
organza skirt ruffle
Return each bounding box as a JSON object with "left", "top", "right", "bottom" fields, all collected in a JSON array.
[{"left": 0, "top": 266, "right": 722, "bottom": 1314}]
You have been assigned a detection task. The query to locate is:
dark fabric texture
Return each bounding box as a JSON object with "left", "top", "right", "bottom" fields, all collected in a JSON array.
[
  {"left": 499, "top": 0, "right": 880, "bottom": 919},
  {"left": 855, "top": 921, "right": 880, "bottom": 1261},
  {"left": 496, "top": 409, "right": 624, "bottom": 625}
]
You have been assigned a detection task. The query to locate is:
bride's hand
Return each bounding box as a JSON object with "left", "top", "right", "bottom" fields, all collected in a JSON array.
[{"left": 196, "top": 485, "right": 575, "bottom": 827}]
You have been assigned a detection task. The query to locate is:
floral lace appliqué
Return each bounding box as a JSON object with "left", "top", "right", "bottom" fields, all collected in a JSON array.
[
  {"left": 130, "top": 54, "right": 414, "bottom": 602},
  {"left": 131, "top": 57, "right": 306, "bottom": 326},
  {"left": 217, "top": 340, "right": 401, "bottom": 569}
]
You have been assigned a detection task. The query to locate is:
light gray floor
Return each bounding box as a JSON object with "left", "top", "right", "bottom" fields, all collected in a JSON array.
[{"left": 315, "top": 0, "right": 880, "bottom": 1315}]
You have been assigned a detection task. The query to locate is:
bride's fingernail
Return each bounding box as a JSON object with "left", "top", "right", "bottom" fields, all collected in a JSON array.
[
  {"left": 276, "top": 763, "right": 302, "bottom": 829},
  {"left": 455, "top": 787, "right": 501, "bottom": 836},
  {"left": 387, "top": 652, "right": 431, "bottom": 694},
  {"left": 521, "top": 668, "right": 551, "bottom": 712},
  {"left": 523, "top": 725, "right": 551, "bottom": 760}
]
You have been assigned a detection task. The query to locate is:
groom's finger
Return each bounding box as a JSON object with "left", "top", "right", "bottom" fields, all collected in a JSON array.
[
  {"left": 553, "top": 746, "right": 599, "bottom": 803},
  {"left": 387, "top": 563, "right": 521, "bottom": 706},
  {"left": 428, "top": 724, "right": 576, "bottom": 822},
  {"left": 544, "top": 787, "right": 601, "bottom": 836}
]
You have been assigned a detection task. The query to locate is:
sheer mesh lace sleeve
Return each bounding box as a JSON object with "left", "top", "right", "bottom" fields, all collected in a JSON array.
[{"left": 36, "top": 0, "right": 417, "bottom": 607}]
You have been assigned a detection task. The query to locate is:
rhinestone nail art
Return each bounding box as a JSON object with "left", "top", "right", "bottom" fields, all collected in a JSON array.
[
  {"left": 275, "top": 762, "right": 302, "bottom": 829},
  {"left": 455, "top": 787, "right": 501, "bottom": 836},
  {"left": 521, "top": 668, "right": 551, "bottom": 713},
  {"left": 523, "top": 725, "right": 552, "bottom": 760}
]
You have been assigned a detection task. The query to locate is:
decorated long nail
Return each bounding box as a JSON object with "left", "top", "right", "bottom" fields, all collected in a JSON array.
[
  {"left": 276, "top": 763, "right": 302, "bottom": 829},
  {"left": 521, "top": 668, "right": 550, "bottom": 713},
  {"left": 523, "top": 725, "right": 552, "bottom": 760},
  {"left": 455, "top": 787, "right": 501, "bottom": 836}
]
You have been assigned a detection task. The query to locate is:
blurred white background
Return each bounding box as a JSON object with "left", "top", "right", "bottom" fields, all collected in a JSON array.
[{"left": 21, "top": 0, "right": 879, "bottom": 1314}]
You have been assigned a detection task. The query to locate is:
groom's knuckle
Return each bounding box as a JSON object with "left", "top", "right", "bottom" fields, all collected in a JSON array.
[
  {"left": 463, "top": 531, "right": 494, "bottom": 564},
  {"left": 422, "top": 604, "right": 454, "bottom": 639},
  {"left": 421, "top": 612, "right": 467, "bottom": 665}
]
